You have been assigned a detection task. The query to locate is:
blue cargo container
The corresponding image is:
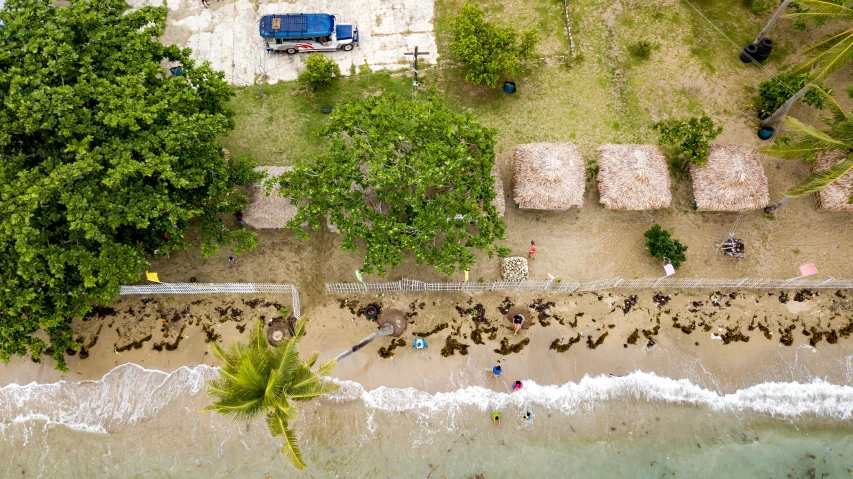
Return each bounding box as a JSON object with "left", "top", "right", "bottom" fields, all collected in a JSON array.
[{"left": 259, "top": 13, "right": 334, "bottom": 40}]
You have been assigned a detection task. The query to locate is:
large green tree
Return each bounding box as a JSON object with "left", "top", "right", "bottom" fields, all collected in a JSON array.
[
  {"left": 280, "top": 92, "right": 506, "bottom": 276},
  {"left": 0, "top": 0, "right": 258, "bottom": 369},
  {"left": 204, "top": 318, "right": 337, "bottom": 470},
  {"left": 763, "top": 87, "right": 853, "bottom": 213},
  {"left": 450, "top": 2, "right": 538, "bottom": 87}
]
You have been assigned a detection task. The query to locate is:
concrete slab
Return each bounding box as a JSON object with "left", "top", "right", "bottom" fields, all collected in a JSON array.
[{"left": 128, "top": 0, "right": 437, "bottom": 85}]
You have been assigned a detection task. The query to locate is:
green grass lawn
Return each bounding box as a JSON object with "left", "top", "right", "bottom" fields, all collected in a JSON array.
[{"left": 221, "top": 0, "right": 821, "bottom": 167}]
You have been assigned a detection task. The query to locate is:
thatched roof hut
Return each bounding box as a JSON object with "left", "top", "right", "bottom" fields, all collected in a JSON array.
[
  {"left": 243, "top": 166, "right": 297, "bottom": 229},
  {"left": 814, "top": 151, "right": 853, "bottom": 211},
  {"left": 512, "top": 143, "right": 585, "bottom": 210},
  {"left": 690, "top": 145, "right": 770, "bottom": 211},
  {"left": 491, "top": 165, "right": 506, "bottom": 217},
  {"left": 596, "top": 144, "right": 672, "bottom": 210}
]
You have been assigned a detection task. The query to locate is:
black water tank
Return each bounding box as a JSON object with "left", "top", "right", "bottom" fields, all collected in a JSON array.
[{"left": 739, "top": 43, "right": 759, "bottom": 63}]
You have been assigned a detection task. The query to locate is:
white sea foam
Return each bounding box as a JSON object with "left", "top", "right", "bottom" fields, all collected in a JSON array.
[
  {"left": 329, "top": 371, "right": 853, "bottom": 420},
  {"left": 0, "top": 363, "right": 216, "bottom": 433},
  {"left": 2, "top": 364, "right": 852, "bottom": 434}
]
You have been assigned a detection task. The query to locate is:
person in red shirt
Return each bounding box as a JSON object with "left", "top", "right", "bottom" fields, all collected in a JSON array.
[{"left": 528, "top": 240, "right": 536, "bottom": 259}]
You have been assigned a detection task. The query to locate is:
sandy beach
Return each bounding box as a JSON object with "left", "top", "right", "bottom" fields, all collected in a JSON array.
[{"left": 4, "top": 288, "right": 852, "bottom": 393}]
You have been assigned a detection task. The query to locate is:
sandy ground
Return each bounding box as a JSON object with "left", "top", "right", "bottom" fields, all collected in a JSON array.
[
  {"left": 144, "top": 154, "right": 853, "bottom": 309},
  {"left": 4, "top": 289, "right": 852, "bottom": 393},
  {"left": 127, "top": 0, "right": 437, "bottom": 85}
]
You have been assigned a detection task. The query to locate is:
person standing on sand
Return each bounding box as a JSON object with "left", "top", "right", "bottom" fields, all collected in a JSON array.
[
  {"left": 523, "top": 411, "right": 532, "bottom": 422},
  {"left": 513, "top": 314, "right": 525, "bottom": 335},
  {"left": 492, "top": 360, "right": 502, "bottom": 377},
  {"left": 528, "top": 240, "right": 536, "bottom": 260},
  {"left": 228, "top": 256, "right": 238, "bottom": 269},
  {"left": 492, "top": 412, "right": 501, "bottom": 427}
]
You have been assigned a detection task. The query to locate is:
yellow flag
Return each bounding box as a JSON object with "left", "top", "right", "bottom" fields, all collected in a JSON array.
[
  {"left": 463, "top": 270, "right": 469, "bottom": 282},
  {"left": 145, "top": 271, "right": 161, "bottom": 283},
  {"left": 355, "top": 270, "right": 363, "bottom": 283}
]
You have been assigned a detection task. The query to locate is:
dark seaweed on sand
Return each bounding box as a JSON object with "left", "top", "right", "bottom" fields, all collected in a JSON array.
[
  {"left": 652, "top": 293, "right": 671, "bottom": 307},
  {"left": 671, "top": 315, "right": 696, "bottom": 334},
  {"left": 413, "top": 323, "right": 448, "bottom": 338},
  {"left": 494, "top": 337, "right": 529, "bottom": 354},
  {"left": 778, "top": 324, "right": 796, "bottom": 346},
  {"left": 550, "top": 334, "right": 582, "bottom": 352},
  {"left": 153, "top": 324, "right": 187, "bottom": 351},
  {"left": 378, "top": 338, "right": 407, "bottom": 358},
  {"left": 115, "top": 334, "right": 153, "bottom": 353},
  {"left": 626, "top": 329, "right": 640, "bottom": 345},
  {"left": 202, "top": 323, "right": 221, "bottom": 343},
  {"left": 529, "top": 298, "right": 556, "bottom": 324},
  {"left": 778, "top": 292, "right": 789, "bottom": 304},
  {"left": 586, "top": 331, "right": 608, "bottom": 349},
  {"left": 441, "top": 337, "right": 469, "bottom": 357},
  {"left": 622, "top": 296, "right": 638, "bottom": 314},
  {"left": 498, "top": 297, "right": 513, "bottom": 315},
  {"left": 719, "top": 326, "right": 750, "bottom": 345}
]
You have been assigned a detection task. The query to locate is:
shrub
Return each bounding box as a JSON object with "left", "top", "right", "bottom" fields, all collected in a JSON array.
[
  {"left": 651, "top": 115, "right": 722, "bottom": 167},
  {"left": 627, "top": 41, "right": 652, "bottom": 60},
  {"left": 644, "top": 225, "right": 688, "bottom": 269},
  {"left": 298, "top": 54, "right": 340, "bottom": 89},
  {"left": 755, "top": 72, "right": 830, "bottom": 119},
  {"left": 742, "top": 0, "right": 774, "bottom": 13},
  {"left": 450, "top": 2, "right": 538, "bottom": 87}
]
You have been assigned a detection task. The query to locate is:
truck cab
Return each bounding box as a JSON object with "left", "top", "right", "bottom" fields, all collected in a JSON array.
[{"left": 259, "top": 13, "right": 358, "bottom": 54}]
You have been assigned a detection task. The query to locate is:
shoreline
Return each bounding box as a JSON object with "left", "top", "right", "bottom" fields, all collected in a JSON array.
[{"left": 2, "top": 289, "right": 853, "bottom": 394}]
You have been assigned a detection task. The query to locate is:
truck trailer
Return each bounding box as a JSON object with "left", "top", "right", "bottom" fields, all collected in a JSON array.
[{"left": 259, "top": 13, "right": 358, "bottom": 54}]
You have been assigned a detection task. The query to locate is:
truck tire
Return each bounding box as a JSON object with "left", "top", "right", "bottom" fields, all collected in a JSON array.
[
  {"left": 286, "top": 48, "right": 297, "bottom": 55},
  {"left": 342, "top": 44, "right": 354, "bottom": 52}
]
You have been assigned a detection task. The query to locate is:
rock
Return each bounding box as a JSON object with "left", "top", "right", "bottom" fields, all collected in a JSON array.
[{"left": 500, "top": 257, "right": 529, "bottom": 282}]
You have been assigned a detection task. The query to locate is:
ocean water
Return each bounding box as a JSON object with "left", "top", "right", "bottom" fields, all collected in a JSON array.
[{"left": 2, "top": 364, "right": 853, "bottom": 479}]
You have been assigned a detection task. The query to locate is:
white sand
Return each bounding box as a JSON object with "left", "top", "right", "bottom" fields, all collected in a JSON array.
[{"left": 128, "top": 0, "right": 437, "bottom": 85}]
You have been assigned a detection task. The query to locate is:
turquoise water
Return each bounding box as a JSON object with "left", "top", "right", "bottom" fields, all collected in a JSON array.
[{"left": 2, "top": 364, "right": 853, "bottom": 478}]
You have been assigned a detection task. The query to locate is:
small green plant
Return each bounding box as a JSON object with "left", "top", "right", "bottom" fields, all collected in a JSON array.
[
  {"left": 644, "top": 224, "right": 688, "bottom": 269},
  {"left": 742, "top": 0, "right": 774, "bottom": 13},
  {"left": 755, "top": 73, "right": 830, "bottom": 119},
  {"left": 585, "top": 160, "right": 599, "bottom": 181},
  {"left": 278, "top": 307, "right": 289, "bottom": 318},
  {"left": 298, "top": 54, "right": 340, "bottom": 90},
  {"left": 793, "top": 248, "right": 801, "bottom": 254},
  {"left": 627, "top": 41, "right": 652, "bottom": 60},
  {"left": 651, "top": 115, "right": 722, "bottom": 168},
  {"left": 450, "top": 2, "right": 538, "bottom": 87}
]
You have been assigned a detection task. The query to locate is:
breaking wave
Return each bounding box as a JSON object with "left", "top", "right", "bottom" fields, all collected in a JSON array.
[{"left": 2, "top": 364, "right": 852, "bottom": 434}]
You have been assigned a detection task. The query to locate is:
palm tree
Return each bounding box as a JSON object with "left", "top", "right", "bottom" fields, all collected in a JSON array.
[
  {"left": 203, "top": 317, "right": 337, "bottom": 470},
  {"left": 763, "top": 87, "right": 853, "bottom": 213},
  {"left": 761, "top": 0, "right": 853, "bottom": 127},
  {"left": 755, "top": 0, "right": 794, "bottom": 43}
]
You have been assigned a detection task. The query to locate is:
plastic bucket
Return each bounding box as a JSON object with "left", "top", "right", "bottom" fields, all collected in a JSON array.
[
  {"left": 757, "top": 126, "right": 775, "bottom": 140},
  {"left": 503, "top": 81, "right": 516, "bottom": 94}
]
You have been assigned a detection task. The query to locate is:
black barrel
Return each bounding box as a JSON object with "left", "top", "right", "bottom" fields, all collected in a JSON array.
[{"left": 739, "top": 43, "right": 759, "bottom": 63}]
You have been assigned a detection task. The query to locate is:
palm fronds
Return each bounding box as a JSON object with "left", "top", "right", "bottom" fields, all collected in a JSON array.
[
  {"left": 787, "top": 1, "right": 853, "bottom": 81},
  {"left": 203, "top": 318, "right": 337, "bottom": 470},
  {"left": 763, "top": 88, "right": 853, "bottom": 203}
]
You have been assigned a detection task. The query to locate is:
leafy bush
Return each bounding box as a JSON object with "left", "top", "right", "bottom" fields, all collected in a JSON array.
[
  {"left": 742, "top": 0, "right": 774, "bottom": 13},
  {"left": 627, "top": 41, "right": 652, "bottom": 60},
  {"left": 450, "top": 2, "right": 538, "bottom": 87},
  {"left": 644, "top": 225, "right": 688, "bottom": 269},
  {"left": 651, "top": 115, "right": 722, "bottom": 167},
  {"left": 298, "top": 54, "right": 340, "bottom": 89},
  {"left": 756, "top": 72, "right": 830, "bottom": 118}
]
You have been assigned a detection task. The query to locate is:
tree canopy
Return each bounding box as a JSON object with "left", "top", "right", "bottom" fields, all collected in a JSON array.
[
  {"left": 644, "top": 225, "right": 688, "bottom": 269},
  {"left": 0, "top": 0, "right": 258, "bottom": 369},
  {"left": 450, "top": 2, "right": 538, "bottom": 87},
  {"left": 204, "top": 318, "right": 337, "bottom": 470},
  {"left": 280, "top": 92, "right": 506, "bottom": 276}
]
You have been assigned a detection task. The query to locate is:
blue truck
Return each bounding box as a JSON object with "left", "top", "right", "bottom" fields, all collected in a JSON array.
[{"left": 259, "top": 13, "right": 358, "bottom": 54}]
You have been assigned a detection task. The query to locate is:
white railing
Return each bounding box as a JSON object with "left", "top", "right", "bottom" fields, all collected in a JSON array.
[
  {"left": 325, "top": 277, "right": 853, "bottom": 294},
  {"left": 119, "top": 283, "right": 301, "bottom": 317}
]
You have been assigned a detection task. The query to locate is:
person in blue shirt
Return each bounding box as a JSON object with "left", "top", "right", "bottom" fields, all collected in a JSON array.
[{"left": 492, "top": 360, "right": 502, "bottom": 377}]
